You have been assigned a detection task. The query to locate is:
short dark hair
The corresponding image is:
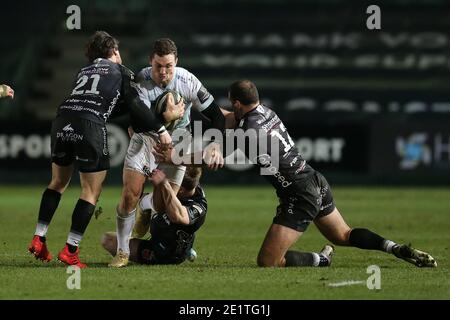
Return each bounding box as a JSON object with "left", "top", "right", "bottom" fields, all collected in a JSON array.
[
  {"left": 181, "top": 167, "right": 202, "bottom": 190},
  {"left": 228, "top": 80, "right": 259, "bottom": 105},
  {"left": 85, "top": 31, "right": 119, "bottom": 63},
  {"left": 151, "top": 38, "right": 178, "bottom": 59}
]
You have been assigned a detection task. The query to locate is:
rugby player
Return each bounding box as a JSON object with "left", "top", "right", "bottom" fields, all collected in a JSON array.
[
  {"left": 110, "top": 38, "right": 224, "bottom": 267},
  {"left": 102, "top": 167, "right": 206, "bottom": 265},
  {"left": 0, "top": 84, "right": 14, "bottom": 98},
  {"left": 27, "top": 31, "right": 183, "bottom": 268},
  {"left": 157, "top": 80, "right": 438, "bottom": 268},
  {"left": 221, "top": 80, "right": 437, "bottom": 268}
]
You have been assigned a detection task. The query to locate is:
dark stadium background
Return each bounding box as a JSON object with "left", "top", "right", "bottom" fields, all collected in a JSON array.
[
  {"left": 0, "top": 0, "right": 450, "bottom": 303},
  {"left": 1, "top": 0, "right": 450, "bottom": 186}
]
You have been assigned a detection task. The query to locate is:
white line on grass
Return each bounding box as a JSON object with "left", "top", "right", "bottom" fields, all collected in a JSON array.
[{"left": 327, "top": 280, "right": 365, "bottom": 287}]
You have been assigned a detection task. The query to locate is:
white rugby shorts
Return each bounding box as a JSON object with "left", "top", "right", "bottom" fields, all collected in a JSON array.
[{"left": 124, "top": 132, "right": 187, "bottom": 186}]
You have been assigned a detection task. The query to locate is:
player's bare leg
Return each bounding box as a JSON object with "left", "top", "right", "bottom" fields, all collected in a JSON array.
[
  {"left": 102, "top": 231, "right": 142, "bottom": 263},
  {"left": 57, "top": 170, "right": 106, "bottom": 268},
  {"left": 315, "top": 207, "right": 437, "bottom": 267},
  {"left": 257, "top": 224, "right": 333, "bottom": 268},
  {"left": 314, "top": 208, "right": 352, "bottom": 246},
  {"left": 48, "top": 163, "right": 74, "bottom": 193},
  {"left": 29, "top": 163, "right": 73, "bottom": 262},
  {"left": 109, "top": 169, "right": 146, "bottom": 267}
]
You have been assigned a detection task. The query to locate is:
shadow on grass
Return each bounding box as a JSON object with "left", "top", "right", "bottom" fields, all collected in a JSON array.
[
  {"left": 0, "top": 258, "right": 257, "bottom": 269},
  {"left": 0, "top": 260, "right": 110, "bottom": 269}
]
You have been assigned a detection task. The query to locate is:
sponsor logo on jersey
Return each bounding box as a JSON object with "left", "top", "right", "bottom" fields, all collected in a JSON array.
[
  {"left": 256, "top": 154, "right": 293, "bottom": 188},
  {"left": 260, "top": 115, "right": 280, "bottom": 132},
  {"left": 57, "top": 125, "right": 84, "bottom": 142},
  {"left": 101, "top": 127, "right": 108, "bottom": 156},
  {"left": 104, "top": 89, "right": 121, "bottom": 122}
]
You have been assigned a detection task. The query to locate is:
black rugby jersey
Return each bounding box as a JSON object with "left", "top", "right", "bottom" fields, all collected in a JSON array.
[
  {"left": 235, "top": 104, "right": 315, "bottom": 196},
  {"left": 57, "top": 58, "right": 163, "bottom": 132},
  {"left": 149, "top": 185, "right": 207, "bottom": 257}
]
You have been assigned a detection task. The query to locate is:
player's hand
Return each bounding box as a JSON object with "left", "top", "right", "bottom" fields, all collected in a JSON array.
[
  {"left": 203, "top": 142, "right": 224, "bottom": 171},
  {"left": 149, "top": 169, "right": 167, "bottom": 186},
  {"left": 127, "top": 126, "right": 135, "bottom": 138},
  {"left": 0, "top": 84, "right": 14, "bottom": 99},
  {"left": 162, "top": 93, "right": 185, "bottom": 122},
  {"left": 158, "top": 130, "right": 172, "bottom": 148},
  {"left": 153, "top": 143, "right": 174, "bottom": 164}
]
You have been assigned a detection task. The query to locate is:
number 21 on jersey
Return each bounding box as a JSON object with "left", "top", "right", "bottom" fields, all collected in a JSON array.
[{"left": 72, "top": 74, "right": 100, "bottom": 95}]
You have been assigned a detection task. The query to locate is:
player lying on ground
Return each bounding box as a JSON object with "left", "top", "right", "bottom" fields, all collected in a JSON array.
[
  {"left": 27, "top": 31, "right": 184, "bottom": 268},
  {"left": 110, "top": 38, "right": 225, "bottom": 267},
  {"left": 155, "top": 80, "right": 437, "bottom": 268},
  {"left": 0, "top": 84, "right": 14, "bottom": 98},
  {"left": 102, "top": 167, "right": 206, "bottom": 265}
]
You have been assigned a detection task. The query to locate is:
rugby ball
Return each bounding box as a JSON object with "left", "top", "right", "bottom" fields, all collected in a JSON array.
[{"left": 154, "top": 90, "right": 183, "bottom": 131}]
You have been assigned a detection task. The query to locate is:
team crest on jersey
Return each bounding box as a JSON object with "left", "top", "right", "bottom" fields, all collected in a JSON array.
[{"left": 63, "top": 124, "right": 74, "bottom": 132}]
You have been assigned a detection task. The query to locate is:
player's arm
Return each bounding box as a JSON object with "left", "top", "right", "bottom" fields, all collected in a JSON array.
[
  {"left": 221, "top": 107, "right": 236, "bottom": 129},
  {"left": 150, "top": 169, "right": 190, "bottom": 225},
  {"left": 119, "top": 66, "right": 167, "bottom": 135},
  {"left": 153, "top": 142, "right": 224, "bottom": 171},
  {"left": 0, "top": 84, "right": 14, "bottom": 99},
  {"left": 201, "top": 100, "right": 225, "bottom": 133}
]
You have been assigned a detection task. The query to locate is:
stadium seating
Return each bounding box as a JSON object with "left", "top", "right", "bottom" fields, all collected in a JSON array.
[{"left": 4, "top": 0, "right": 450, "bottom": 123}]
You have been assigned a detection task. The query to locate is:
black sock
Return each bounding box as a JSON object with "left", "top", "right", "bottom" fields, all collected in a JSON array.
[
  {"left": 285, "top": 250, "right": 329, "bottom": 267},
  {"left": 349, "top": 228, "right": 386, "bottom": 251},
  {"left": 37, "top": 188, "right": 62, "bottom": 224},
  {"left": 70, "top": 199, "right": 96, "bottom": 237}
]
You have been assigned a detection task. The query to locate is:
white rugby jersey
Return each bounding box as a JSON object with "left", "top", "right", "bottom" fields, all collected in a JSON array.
[{"left": 135, "top": 67, "right": 214, "bottom": 131}]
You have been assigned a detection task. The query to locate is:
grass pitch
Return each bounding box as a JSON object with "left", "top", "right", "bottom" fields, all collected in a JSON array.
[{"left": 0, "top": 185, "right": 449, "bottom": 299}]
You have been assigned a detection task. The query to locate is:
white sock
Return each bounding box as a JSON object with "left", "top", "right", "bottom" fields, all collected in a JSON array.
[
  {"left": 35, "top": 222, "right": 49, "bottom": 237},
  {"left": 116, "top": 208, "right": 136, "bottom": 255},
  {"left": 139, "top": 193, "right": 154, "bottom": 212},
  {"left": 382, "top": 240, "right": 397, "bottom": 253},
  {"left": 311, "top": 252, "right": 320, "bottom": 267},
  {"left": 67, "top": 231, "right": 83, "bottom": 247}
]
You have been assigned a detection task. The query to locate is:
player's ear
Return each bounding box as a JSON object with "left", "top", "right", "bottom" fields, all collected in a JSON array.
[
  {"left": 114, "top": 49, "right": 122, "bottom": 64},
  {"left": 174, "top": 56, "right": 178, "bottom": 66}
]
